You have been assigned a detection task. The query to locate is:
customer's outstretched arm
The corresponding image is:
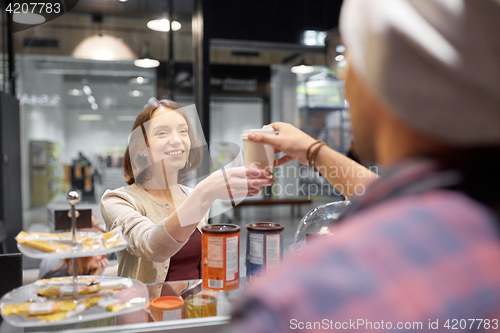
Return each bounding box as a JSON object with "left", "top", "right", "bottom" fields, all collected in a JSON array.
[{"left": 247, "top": 122, "right": 378, "bottom": 199}]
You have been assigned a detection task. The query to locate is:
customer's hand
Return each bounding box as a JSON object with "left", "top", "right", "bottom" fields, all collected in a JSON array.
[
  {"left": 200, "top": 166, "right": 274, "bottom": 202},
  {"left": 247, "top": 122, "right": 317, "bottom": 166}
]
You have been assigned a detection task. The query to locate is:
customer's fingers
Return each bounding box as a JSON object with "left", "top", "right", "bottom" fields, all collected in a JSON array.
[
  {"left": 267, "top": 122, "right": 286, "bottom": 131},
  {"left": 247, "top": 131, "right": 280, "bottom": 147},
  {"left": 274, "top": 155, "right": 294, "bottom": 166}
]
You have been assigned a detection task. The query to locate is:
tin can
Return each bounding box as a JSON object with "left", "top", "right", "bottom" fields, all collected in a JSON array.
[
  {"left": 151, "top": 296, "right": 184, "bottom": 321},
  {"left": 201, "top": 224, "right": 240, "bottom": 291},
  {"left": 246, "top": 222, "right": 284, "bottom": 283},
  {"left": 184, "top": 294, "right": 217, "bottom": 318}
]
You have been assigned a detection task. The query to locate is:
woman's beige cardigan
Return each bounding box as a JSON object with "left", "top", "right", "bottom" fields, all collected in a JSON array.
[{"left": 101, "top": 183, "right": 207, "bottom": 298}]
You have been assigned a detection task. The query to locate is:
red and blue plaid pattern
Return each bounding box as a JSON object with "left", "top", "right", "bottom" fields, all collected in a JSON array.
[{"left": 229, "top": 160, "right": 500, "bottom": 332}]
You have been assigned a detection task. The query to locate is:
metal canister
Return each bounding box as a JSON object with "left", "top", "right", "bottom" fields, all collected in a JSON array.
[
  {"left": 246, "top": 222, "right": 284, "bottom": 283},
  {"left": 201, "top": 224, "right": 240, "bottom": 291}
]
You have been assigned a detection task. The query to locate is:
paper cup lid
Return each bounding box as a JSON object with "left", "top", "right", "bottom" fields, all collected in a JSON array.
[{"left": 242, "top": 125, "right": 276, "bottom": 139}]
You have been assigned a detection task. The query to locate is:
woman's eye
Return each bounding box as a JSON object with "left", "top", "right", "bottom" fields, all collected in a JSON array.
[
  {"left": 157, "top": 131, "right": 169, "bottom": 136},
  {"left": 180, "top": 129, "right": 188, "bottom": 134}
]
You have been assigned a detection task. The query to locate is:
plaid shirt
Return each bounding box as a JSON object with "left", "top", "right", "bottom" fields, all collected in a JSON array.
[{"left": 229, "top": 159, "right": 500, "bottom": 332}]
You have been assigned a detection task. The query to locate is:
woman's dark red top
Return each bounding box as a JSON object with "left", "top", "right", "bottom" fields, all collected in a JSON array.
[{"left": 165, "top": 228, "right": 202, "bottom": 281}]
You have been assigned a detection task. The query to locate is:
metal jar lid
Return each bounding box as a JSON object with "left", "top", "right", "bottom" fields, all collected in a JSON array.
[
  {"left": 151, "top": 296, "right": 184, "bottom": 311},
  {"left": 246, "top": 222, "right": 284, "bottom": 232},
  {"left": 201, "top": 224, "right": 240, "bottom": 234}
]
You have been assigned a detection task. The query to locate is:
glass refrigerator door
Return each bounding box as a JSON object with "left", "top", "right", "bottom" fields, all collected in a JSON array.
[{"left": 297, "top": 72, "right": 351, "bottom": 198}]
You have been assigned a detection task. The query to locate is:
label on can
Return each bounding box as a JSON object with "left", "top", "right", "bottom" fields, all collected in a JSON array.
[
  {"left": 163, "top": 309, "right": 182, "bottom": 321},
  {"left": 246, "top": 223, "right": 284, "bottom": 281},
  {"left": 208, "top": 279, "right": 223, "bottom": 289},
  {"left": 266, "top": 233, "right": 281, "bottom": 269},
  {"left": 207, "top": 237, "right": 223, "bottom": 268},
  {"left": 249, "top": 233, "right": 264, "bottom": 265},
  {"left": 202, "top": 224, "right": 240, "bottom": 291},
  {"left": 226, "top": 236, "right": 238, "bottom": 281}
]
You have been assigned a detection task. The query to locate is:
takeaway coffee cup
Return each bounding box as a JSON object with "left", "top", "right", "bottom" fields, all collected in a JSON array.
[{"left": 241, "top": 125, "right": 276, "bottom": 175}]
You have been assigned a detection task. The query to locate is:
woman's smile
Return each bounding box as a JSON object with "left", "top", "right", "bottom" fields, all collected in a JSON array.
[{"left": 165, "top": 149, "right": 185, "bottom": 157}]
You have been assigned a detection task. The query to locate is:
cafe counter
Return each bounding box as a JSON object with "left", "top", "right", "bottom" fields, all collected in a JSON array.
[{"left": 0, "top": 279, "right": 245, "bottom": 333}]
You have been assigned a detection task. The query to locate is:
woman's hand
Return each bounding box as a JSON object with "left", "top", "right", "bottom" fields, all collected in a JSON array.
[
  {"left": 164, "top": 167, "right": 273, "bottom": 238},
  {"left": 247, "top": 122, "right": 317, "bottom": 166},
  {"left": 200, "top": 166, "right": 274, "bottom": 202},
  {"left": 88, "top": 255, "right": 108, "bottom": 276}
]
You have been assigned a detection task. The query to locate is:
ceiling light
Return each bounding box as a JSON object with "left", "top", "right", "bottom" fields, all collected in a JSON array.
[
  {"left": 135, "top": 42, "right": 160, "bottom": 68},
  {"left": 134, "top": 58, "right": 160, "bottom": 68},
  {"left": 128, "top": 76, "right": 151, "bottom": 85},
  {"left": 83, "top": 85, "right": 92, "bottom": 95},
  {"left": 117, "top": 115, "right": 137, "bottom": 121},
  {"left": 13, "top": 13, "right": 46, "bottom": 25},
  {"left": 335, "top": 55, "right": 345, "bottom": 61},
  {"left": 128, "top": 90, "right": 144, "bottom": 97},
  {"left": 147, "top": 19, "right": 182, "bottom": 32},
  {"left": 87, "top": 96, "right": 96, "bottom": 104},
  {"left": 91, "top": 103, "right": 98, "bottom": 110},
  {"left": 336, "top": 44, "right": 346, "bottom": 53},
  {"left": 303, "top": 30, "right": 318, "bottom": 46},
  {"left": 302, "top": 30, "right": 327, "bottom": 47},
  {"left": 119, "top": 0, "right": 128, "bottom": 2},
  {"left": 72, "top": 35, "right": 137, "bottom": 61},
  {"left": 171, "top": 21, "right": 181, "bottom": 31},
  {"left": 79, "top": 114, "right": 102, "bottom": 121},
  {"left": 103, "top": 97, "right": 113, "bottom": 108},
  {"left": 68, "top": 89, "right": 83, "bottom": 96},
  {"left": 291, "top": 64, "right": 315, "bottom": 74}
]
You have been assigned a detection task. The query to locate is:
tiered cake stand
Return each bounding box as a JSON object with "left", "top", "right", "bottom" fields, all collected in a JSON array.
[{"left": 1, "top": 191, "right": 149, "bottom": 327}]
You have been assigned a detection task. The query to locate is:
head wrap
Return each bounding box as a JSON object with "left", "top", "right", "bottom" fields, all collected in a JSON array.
[{"left": 340, "top": 0, "right": 500, "bottom": 146}]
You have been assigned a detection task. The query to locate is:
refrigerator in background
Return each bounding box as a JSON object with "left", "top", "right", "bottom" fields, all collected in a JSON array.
[
  {"left": 297, "top": 72, "right": 351, "bottom": 198},
  {"left": 30, "top": 141, "right": 63, "bottom": 207}
]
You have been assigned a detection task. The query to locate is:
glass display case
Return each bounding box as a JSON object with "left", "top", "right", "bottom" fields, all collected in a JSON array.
[{"left": 0, "top": 278, "right": 245, "bottom": 333}]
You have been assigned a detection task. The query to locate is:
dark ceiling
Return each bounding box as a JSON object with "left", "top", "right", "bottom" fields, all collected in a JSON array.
[
  {"left": 68, "top": 0, "right": 193, "bottom": 21},
  {"left": 209, "top": 0, "right": 343, "bottom": 44},
  {"left": 72, "top": 0, "right": 343, "bottom": 44}
]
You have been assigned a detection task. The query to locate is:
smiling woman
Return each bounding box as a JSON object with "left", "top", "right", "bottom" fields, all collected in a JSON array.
[
  {"left": 100, "top": 99, "right": 273, "bottom": 297},
  {"left": 123, "top": 100, "right": 202, "bottom": 187},
  {"left": 146, "top": 111, "right": 192, "bottom": 178}
]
